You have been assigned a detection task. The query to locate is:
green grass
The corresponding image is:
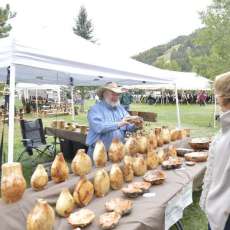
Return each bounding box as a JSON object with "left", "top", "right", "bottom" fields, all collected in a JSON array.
[
  {"left": 0, "top": 100, "right": 216, "bottom": 229},
  {"left": 130, "top": 103, "right": 218, "bottom": 137},
  {"left": 170, "top": 191, "right": 208, "bottom": 230}
]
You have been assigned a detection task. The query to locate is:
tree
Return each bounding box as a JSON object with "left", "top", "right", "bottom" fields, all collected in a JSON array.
[
  {"left": 190, "top": 0, "right": 230, "bottom": 79},
  {"left": 73, "top": 6, "right": 95, "bottom": 42},
  {"left": 154, "top": 58, "right": 181, "bottom": 71},
  {"left": 73, "top": 6, "right": 96, "bottom": 112},
  {"left": 0, "top": 4, "right": 16, "bottom": 38},
  {"left": 75, "top": 86, "right": 97, "bottom": 113}
]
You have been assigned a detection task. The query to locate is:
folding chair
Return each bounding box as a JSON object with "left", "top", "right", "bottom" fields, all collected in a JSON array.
[
  {"left": 17, "top": 118, "right": 55, "bottom": 162},
  {"left": 174, "top": 220, "right": 184, "bottom": 230}
]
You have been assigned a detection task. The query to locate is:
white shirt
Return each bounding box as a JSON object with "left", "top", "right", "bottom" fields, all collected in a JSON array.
[{"left": 200, "top": 110, "right": 230, "bottom": 230}]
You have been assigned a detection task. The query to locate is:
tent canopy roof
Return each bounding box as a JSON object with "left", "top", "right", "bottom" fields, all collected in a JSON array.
[
  {"left": 0, "top": 27, "right": 172, "bottom": 86},
  {"left": 126, "top": 73, "right": 212, "bottom": 90},
  {"left": 0, "top": 26, "right": 211, "bottom": 89},
  {"left": 16, "top": 82, "right": 61, "bottom": 91}
]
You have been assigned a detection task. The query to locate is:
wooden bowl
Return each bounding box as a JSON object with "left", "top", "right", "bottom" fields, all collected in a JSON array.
[
  {"left": 176, "top": 148, "right": 194, "bottom": 157},
  {"left": 143, "top": 170, "right": 166, "bottom": 185},
  {"left": 188, "top": 138, "right": 210, "bottom": 150},
  {"left": 161, "top": 157, "right": 183, "bottom": 170},
  {"left": 184, "top": 152, "right": 208, "bottom": 162}
]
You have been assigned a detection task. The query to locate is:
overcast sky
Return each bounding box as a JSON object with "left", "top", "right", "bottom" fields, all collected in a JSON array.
[{"left": 2, "top": 0, "right": 212, "bottom": 57}]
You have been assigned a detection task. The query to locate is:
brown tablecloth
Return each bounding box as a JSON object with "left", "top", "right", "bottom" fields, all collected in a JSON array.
[
  {"left": 0, "top": 138, "right": 206, "bottom": 230},
  {"left": 45, "top": 127, "right": 87, "bottom": 144}
]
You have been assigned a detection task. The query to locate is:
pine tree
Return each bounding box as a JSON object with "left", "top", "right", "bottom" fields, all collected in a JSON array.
[
  {"left": 73, "top": 6, "right": 96, "bottom": 112},
  {"left": 0, "top": 4, "right": 16, "bottom": 38},
  {"left": 73, "top": 6, "right": 95, "bottom": 42}
]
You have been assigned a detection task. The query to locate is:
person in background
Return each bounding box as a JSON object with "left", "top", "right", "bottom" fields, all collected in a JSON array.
[
  {"left": 120, "top": 88, "right": 133, "bottom": 111},
  {"left": 200, "top": 72, "right": 230, "bottom": 230},
  {"left": 197, "top": 90, "right": 207, "bottom": 106},
  {"left": 95, "top": 94, "right": 100, "bottom": 103},
  {"left": 86, "top": 82, "right": 141, "bottom": 158}
]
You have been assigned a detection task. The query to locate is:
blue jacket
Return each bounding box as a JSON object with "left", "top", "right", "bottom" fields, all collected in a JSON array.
[{"left": 86, "top": 100, "right": 136, "bottom": 155}]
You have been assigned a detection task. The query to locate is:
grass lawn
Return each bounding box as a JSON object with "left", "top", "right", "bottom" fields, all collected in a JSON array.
[{"left": 0, "top": 99, "right": 218, "bottom": 229}]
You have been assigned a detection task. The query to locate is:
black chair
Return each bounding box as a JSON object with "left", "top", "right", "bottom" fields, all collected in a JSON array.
[
  {"left": 17, "top": 118, "right": 55, "bottom": 162},
  {"left": 174, "top": 220, "right": 184, "bottom": 230}
]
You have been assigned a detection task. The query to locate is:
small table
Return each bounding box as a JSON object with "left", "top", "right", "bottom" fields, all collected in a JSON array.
[{"left": 45, "top": 127, "right": 87, "bottom": 158}]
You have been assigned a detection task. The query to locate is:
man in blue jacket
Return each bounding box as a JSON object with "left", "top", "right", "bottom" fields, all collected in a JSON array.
[{"left": 86, "top": 82, "right": 141, "bottom": 158}]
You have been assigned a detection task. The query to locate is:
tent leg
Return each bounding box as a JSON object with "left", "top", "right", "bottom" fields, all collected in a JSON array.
[
  {"left": 175, "top": 84, "right": 181, "bottom": 129},
  {"left": 58, "top": 87, "right": 61, "bottom": 105},
  {"left": 36, "top": 88, "right": 38, "bottom": 116},
  {"left": 213, "top": 96, "right": 217, "bottom": 128},
  {"left": 71, "top": 86, "right": 75, "bottom": 122},
  {"left": 8, "top": 64, "right": 16, "bottom": 163}
]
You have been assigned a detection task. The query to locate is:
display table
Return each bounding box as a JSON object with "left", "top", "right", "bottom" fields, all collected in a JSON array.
[
  {"left": 45, "top": 127, "right": 87, "bottom": 144},
  {"left": 0, "top": 138, "right": 206, "bottom": 230}
]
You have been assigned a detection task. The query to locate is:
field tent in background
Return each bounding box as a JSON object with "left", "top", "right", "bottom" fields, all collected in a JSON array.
[
  {"left": 126, "top": 73, "right": 213, "bottom": 129},
  {"left": 16, "top": 83, "right": 62, "bottom": 116},
  {"left": 125, "top": 72, "right": 212, "bottom": 91}
]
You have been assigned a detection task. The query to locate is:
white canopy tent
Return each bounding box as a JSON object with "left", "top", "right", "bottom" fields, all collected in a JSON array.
[
  {"left": 0, "top": 26, "right": 174, "bottom": 163},
  {"left": 125, "top": 72, "right": 212, "bottom": 90},
  {"left": 16, "top": 83, "right": 61, "bottom": 91},
  {"left": 16, "top": 83, "right": 61, "bottom": 101},
  {"left": 16, "top": 83, "right": 62, "bottom": 116}
]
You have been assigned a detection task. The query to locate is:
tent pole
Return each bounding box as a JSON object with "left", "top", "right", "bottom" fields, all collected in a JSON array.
[
  {"left": 174, "top": 84, "right": 181, "bottom": 129},
  {"left": 58, "top": 87, "right": 61, "bottom": 105},
  {"left": 213, "top": 96, "right": 217, "bottom": 128},
  {"left": 36, "top": 88, "right": 38, "bottom": 116},
  {"left": 71, "top": 86, "right": 75, "bottom": 122},
  {"left": 161, "top": 89, "right": 163, "bottom": 104},
  {"left": 8, "top": 64, "right": 16, "bottom": 163}
]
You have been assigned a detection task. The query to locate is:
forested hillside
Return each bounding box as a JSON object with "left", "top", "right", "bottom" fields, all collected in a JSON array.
[{"left": 133, "top": 29, "right": 209, "bottom": 73}]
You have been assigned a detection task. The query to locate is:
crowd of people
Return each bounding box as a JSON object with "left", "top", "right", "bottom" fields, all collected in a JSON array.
[
  {"left": 132, "top": 90, "right": 214, "bottom": 105},
  {"left": 93, "top": 89, "right": 214, "bottom": 111}
]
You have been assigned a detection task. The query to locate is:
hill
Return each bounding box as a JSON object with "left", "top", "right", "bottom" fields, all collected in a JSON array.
[{"left": 132, "top": 29, "right": 209, "bottom": 72}]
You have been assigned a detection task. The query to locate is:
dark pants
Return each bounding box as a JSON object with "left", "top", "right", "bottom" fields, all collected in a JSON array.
[{"left": 208, "top": 215, "right": 230, "bottom": 230}]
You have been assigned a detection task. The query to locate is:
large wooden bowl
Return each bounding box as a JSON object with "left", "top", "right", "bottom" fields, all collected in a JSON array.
[
  {"left": 188, "top": 138, "right": 210, "bottom": 150},
  {"left": 184, "top": 152, "right": 208, "bottom": 162}
]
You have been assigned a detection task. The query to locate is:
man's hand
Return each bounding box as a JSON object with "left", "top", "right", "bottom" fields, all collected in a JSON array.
[
  {"left": 124, "top": 116, "right": 144, "bottom": 127},
  {"left": 135, "top": 118, "right": 144, "bottom": 128},
  {"left": 118, "top": 117, "right": 130, "bottom": 127}
]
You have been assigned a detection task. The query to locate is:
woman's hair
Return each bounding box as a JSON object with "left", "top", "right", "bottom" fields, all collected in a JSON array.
[{"left": 214, "top": 72, "right": 230, "bottom": 105}]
